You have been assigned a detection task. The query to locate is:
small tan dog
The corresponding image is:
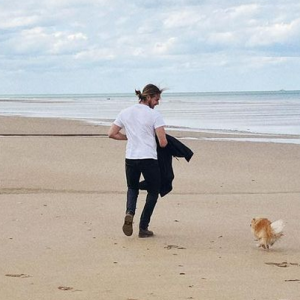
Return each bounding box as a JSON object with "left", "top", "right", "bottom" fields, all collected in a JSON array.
[{"left": 250, "top": 218, "right": 284, "bottom": 250}]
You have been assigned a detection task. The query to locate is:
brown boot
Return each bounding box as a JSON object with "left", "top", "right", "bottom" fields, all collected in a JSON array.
[
  {"left": 138, "top": 228, "right": 154, "bottom": 238},
  {"left": 122, "top": 214, "right": 133, "bottom": 236}
]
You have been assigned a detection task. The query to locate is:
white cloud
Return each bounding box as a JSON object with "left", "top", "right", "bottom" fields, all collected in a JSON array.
[
  {"left": 153, "top": 38, "right": 177, "bottom": 55},
  {"left": 3, "top": 27, "right": 88, "bottom": 56},
  {"left": 0, "top": 0, "right": 300, "bottom": 93},
  {"left": 207, "top": 32, "right": 237, "bottom": 46},
  {"left": 50, "top": 32, "right": 88, "bottom": 54},
  {"left": 247, "top": 18, "right": 300, "bottom": 47},
  {"left": 0, "top": 13, "right": 40, "bottom": 29},
  {"left": 163, "top": 10, "right": 203, "bottom": 29},
  {"left": 74, "top": 48, "right": 115, "bottom": 61},
  {"left": 247, "top": 56, "right": 289, "bottom": 68},
  {"left": 224, "top": 4, "right": 259, "bottom": 19}
]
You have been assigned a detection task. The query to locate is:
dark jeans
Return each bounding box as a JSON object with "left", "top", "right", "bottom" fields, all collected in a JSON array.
[{"left": 125, "top": 159, "right": 161, "bottom": 230}]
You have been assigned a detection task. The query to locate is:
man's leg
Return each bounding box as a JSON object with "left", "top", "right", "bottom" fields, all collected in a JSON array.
[
  {"left": 123, "top": 159, "right": 141, "bottom": 236},
  {"left": 139, "top": 159, "right": 161, "bottom": 235},
  {"left": 125, "top": 159, "right": 141, "bottom": 215},
  {"left": 139, "top": 193, "right": 158, "bottom": 237}
]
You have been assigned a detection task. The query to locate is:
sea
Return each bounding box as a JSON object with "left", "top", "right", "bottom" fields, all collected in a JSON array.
[{"left": 1, "top": 90, "right": 300, "bottom": 144}]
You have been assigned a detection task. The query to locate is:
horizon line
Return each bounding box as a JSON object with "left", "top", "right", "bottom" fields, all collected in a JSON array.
[{"left": 1, "top": 89, "right": 300, "bottom": 96}]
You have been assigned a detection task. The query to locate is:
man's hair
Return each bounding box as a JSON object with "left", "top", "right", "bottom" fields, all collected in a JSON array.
[{"left": 135, "top": 84, "right": 165, "bottom": 101}]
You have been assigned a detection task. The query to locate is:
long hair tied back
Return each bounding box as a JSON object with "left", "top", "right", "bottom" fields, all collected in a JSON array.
[
  {"left": 135, "top": 84, "right": 165, "bottom": 102},
  {"left": 135, "top": 89, "right": 146, "bottom": 101}
]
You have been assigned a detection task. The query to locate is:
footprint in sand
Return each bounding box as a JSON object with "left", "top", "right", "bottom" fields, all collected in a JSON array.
[
  {"left": 164, "top": 245, "right": 186, "bottom": 250},
  {"left": 58, "top": 286, "right": 73, "bottom": 291},
  {"left": 5, "top": 274, "right": 31, "bottom": 278},
  {"left": 265, "top": 262, "right": 299, "bottom": 268}
]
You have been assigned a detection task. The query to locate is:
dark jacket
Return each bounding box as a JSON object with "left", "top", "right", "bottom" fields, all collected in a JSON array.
[{"left": 139, "top": 134, "right": 194, "bottom": 197}]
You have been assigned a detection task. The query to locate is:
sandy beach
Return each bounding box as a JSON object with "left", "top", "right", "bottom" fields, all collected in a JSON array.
[{"left": 1, "top": 116, "right": 300, "bottom": 300}]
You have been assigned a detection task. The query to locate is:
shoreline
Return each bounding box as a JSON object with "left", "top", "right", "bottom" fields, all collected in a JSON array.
[
  {"left": 1, "top": 115, "right": 300, "bottom": 145},
  {"left": 1, "top": 89, "right": 300, "bottom": 138}
]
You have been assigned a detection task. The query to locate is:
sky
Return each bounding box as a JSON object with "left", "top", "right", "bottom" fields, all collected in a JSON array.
[{"left": 0, "top": 0, "right": 300, "bottom": 94}]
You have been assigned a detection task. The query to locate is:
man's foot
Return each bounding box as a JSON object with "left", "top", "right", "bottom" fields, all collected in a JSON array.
[
  {"left": 138, "top": 228, "right": 154, "bottom": 238},
  {"left": 122, "top": 213, "right": 133, "bottom": 236}
]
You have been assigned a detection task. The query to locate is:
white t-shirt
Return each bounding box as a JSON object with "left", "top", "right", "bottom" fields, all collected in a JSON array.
[{"left": 114, "top": 104, "right": 165, "bottom": 159}]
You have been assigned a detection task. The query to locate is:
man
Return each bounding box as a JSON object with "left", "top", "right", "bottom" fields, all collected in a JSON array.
[{"left": 108, "top": 84, "right": 167, "bottom": 238}]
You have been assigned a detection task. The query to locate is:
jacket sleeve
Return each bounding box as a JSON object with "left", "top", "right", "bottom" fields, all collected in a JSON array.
[{"left": 165, "top": 134, "right": 194, "bottom": 162}]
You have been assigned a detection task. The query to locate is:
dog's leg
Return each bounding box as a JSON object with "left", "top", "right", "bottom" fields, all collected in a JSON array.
[{"left": 260, "top": 238, "right": 268, "bottom": 250}]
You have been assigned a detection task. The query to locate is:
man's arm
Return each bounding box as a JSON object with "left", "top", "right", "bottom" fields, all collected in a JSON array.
[
  {"left": 108, "top": 124, "right": 127, "bottom": 140},
  {"left": 155, "top": 126, "right": 168, "bottom": 147}
]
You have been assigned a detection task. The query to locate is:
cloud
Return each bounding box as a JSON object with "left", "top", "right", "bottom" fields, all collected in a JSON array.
[
  {"left": 163, "top": 10, "right": 203, "bottom": 29},
  {"left": 153, "top": 37, "right": 177, "bottom": 55},
  {"left": 0, "top": 14, "right": 40, "bottom": 30},
  {"left": 247, "top": 18, "right": 300, "bottom": 47},
  {"left": 0, "top": 0, "right": 300, "bottom": 93},
  {"left": 2, "top": 27, "right": 88, "bottom": 57},
  {"left": 74, "top": 48, "right": 115, "bottom": 61}
]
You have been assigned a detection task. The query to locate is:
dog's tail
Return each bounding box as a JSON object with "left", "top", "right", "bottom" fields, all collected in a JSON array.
[{"left": 271, "top": 219, "right": 284, "bottom": 237}]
